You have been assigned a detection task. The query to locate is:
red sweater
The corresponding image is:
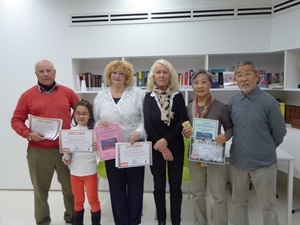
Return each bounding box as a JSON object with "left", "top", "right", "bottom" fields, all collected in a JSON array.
[{"left": 11, "top": 84, "right": 79, "bottom": 149}]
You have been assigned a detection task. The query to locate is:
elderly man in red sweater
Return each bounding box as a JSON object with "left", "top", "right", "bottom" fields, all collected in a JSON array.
[{"left": 11, "top": 59, "right": 79, "bottom": 225}]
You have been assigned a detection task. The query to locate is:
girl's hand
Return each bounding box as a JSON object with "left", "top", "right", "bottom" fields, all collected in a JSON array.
[
  {"left": 92, "top": 142, "right": 98, "bottom": 152},
  {"left": 215, "top": 134, "right": 228, "bottom": 144},
  {"left": 161, "top": 147, "right": 174, "bottom": 161},
  {"left": 130, "top": 131, "right": 140, "bottom": 145},
  {"left": 62, "top": 158, "right": 71, "bottom": 165},
  {"left": 154, "top": 138, "right": 168, "bottom": 152}
]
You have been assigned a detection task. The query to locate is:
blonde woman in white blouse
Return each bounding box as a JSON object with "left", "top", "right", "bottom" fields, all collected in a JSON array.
[{"left": 93, "top": 60, "right": 146, "bottom": 225}]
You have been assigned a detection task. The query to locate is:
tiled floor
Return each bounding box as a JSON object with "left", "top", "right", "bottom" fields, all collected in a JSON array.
[{"left": 0, "top": 186, "right": 299, "bottom": 225}]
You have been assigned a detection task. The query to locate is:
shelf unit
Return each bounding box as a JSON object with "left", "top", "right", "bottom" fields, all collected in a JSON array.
[
  {"left": 72, "top": 50, "right": 300, "bottom": 105},
  {"left": 72, "top": 50, "right": 300, "bottom": 179}
]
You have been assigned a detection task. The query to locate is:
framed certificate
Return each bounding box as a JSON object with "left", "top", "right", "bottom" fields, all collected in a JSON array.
[
  {"left": 59, "top": 129, "right": 94, "bottom": 153},
  {"left": 189, "top": 137, "right": 225, "bottom": 165},
  {"left": 115, "top": 141, "right": 152, "bottom": 168},
  {"left": 192, "top": 118, "right": 218, "bottom": 139},
  {"left": 29, "top": 115, "right": 62, "bottom": 140},
  {"left": 95, "top": 124, "right": 121, "bottom": 161}
]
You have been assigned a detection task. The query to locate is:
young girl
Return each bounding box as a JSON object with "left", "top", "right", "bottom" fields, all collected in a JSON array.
[{"left": 62, "top": 99, "right": 101, "bottom": 225}]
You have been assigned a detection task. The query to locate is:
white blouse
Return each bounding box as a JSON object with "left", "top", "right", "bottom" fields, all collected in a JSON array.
[{"left": 93, "top": 87, "right": 146, "bottom": 142}]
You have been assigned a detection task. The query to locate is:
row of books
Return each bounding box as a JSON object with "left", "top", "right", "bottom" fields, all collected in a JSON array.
[
  {"left": 134, "top": 70, "right": 195, "bottom": 88},
  {"left": 258, "top": 70, "right": 284, "bottom": 89},
  {"left": 285, "top": 105, "right": 300, "bottom": 128},
  {"left": 211, "top": 69, "right": 284, "bottom": 89},
  {"left": 78, "top": 69, "right": 284, "bottom": 91},
  {"left": 79, "top": 72, "right": 104, "bottom": 91},
  {"left": 135, "top": 71, "right": 149, "bottom": 87}
]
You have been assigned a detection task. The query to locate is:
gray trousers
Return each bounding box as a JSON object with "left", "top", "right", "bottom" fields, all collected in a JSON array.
[
  {"left": 27, "top": 147, "right": 74, "bottom": 225},
  {"left": 230, "top": 163, "right": 279, "bottom": 225},
  {"left": 189, "top": 161, "right": 228, "bottom": 225}
]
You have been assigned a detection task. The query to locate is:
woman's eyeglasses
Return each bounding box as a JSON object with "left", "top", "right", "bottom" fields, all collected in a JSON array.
[
  {"left": 111, "top": 71, "right": 125, "bottom": 77},
  {"left": 75, "top": 112, "right": 89, "bottom": 117}
]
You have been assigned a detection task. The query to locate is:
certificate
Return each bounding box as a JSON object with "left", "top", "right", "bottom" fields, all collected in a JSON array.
[
  {"left": 115, "top": 141, "right": 152, "bottom": 168},
  {"left": 59, "top": 129, "right": 94, "bottom": 153},
  {"left": 95, "top": 124, "right": 121, "bottom": 161},
  {"left": 192, "top": 118, "right": 218, "bottom": 139},
  {"left": 189, "top": 137, "right": 225, "bottom": 165},
  {"left": 29, "top": 115, "right": 62, "bottom": 140}
]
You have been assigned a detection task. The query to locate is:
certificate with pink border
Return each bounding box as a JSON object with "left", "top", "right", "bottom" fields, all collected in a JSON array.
[{"left": 95, "top": 124, "right": 121, "bottom": 161}]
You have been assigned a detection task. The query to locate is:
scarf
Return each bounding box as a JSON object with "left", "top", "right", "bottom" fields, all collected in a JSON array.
[
  {"left": 193, "top": 93, "right": 213, "bottom": 118},
  {"left": 154, "top": 85, "right": 174, "bottom": 126}
]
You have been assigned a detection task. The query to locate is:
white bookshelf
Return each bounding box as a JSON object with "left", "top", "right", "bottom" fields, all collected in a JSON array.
[{"left": 71, "top": 50, "right": 300, "bottom": 180}]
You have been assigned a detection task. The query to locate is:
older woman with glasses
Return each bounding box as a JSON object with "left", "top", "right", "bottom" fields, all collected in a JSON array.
[
  {"left": 93, "top": 60, "right": 146, "bottom": 225},
  {"left": 182, "top": 69, "right": 233, "bottom": 225}
]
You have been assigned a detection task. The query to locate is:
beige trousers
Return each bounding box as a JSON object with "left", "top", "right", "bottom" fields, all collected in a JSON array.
[
  {"left": 230, "top": 163, "right": 279, "bottom": 225},
  {"left": 189, "top": 161, "right": 228, "bottom": 225}
]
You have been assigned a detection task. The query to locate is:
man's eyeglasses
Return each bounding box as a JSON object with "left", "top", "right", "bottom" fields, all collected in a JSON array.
[
  {"left": 75, "top": 112, "right": 89, "bottom": 117},
  {"left": 235, "top": 72, "right": 255, "bottom": 80}
]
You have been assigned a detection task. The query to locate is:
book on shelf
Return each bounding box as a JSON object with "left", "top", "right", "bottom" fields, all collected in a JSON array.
[
  {"left": 211, "top": 69, "right": 225, "bottom": 88},
  {"left": 285, "top": 105, "right": 292, "bottom": 124},
  {"left": 136, "top": 71, "right": 143, "bottom": 87},
  {"left": 135, "top": 70, "right": 149, "bottom": 88},
  {"left": 279, "top": 102, "right": 285, "bottom": 117},
  {"left": 178, "top": 73, "right": 183, "bottom": 87},
  {"left": 184, "top": 71, "right": 190, "bottom": 89},
  {"left": 223, "top": 71, "right": 237, "bottom": 88},
  {"left": 258, "top": 70, "right": 271, "bottom": 88},
  {"left": 269, "top": 83, "right": 284, "bottom": 89},
  {"left": 285, "top": 105, "right": 300, "bottom": 124},
  {"left": 291, "top": 118, "right": 300, "bottom": 129},
  {"left": 78, "top": 72, "right": 103, "bottom": 91},
  {"left": 178, "top": 70, "right": 193, "bottom": 89},
  {"left": 269, "top": 72, "right": 284, "bottom": 89},
  {"left": 291, "top": 107, "right": 300, "bottom": 129}
]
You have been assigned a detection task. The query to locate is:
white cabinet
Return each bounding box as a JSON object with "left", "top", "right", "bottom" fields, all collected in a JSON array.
[{"left": 278, "top": 126, "right": 300, "bottom": 179}]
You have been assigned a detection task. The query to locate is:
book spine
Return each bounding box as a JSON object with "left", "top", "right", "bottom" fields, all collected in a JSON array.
[{"left": 81, "top": 73, "right": 87, "bottom": 92}]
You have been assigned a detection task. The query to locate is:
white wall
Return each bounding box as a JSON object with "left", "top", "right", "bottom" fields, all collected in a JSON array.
[
  {"left": 1, "top": 1, "right": 73, "bottom": 190},
  {"left": 1, "top": 0, "right": 299, "bottom": 190}
]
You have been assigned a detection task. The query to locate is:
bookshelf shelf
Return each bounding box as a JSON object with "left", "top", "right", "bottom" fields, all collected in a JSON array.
[{"left": 72, "top": 50, "right": 300, "bottom": 104}]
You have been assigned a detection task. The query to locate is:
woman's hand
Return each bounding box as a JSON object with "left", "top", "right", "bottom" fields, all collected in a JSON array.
[
  {"left": 215, "top": 134, "right": 228, "bottom": 144},
  {"left": 182, "top": 126, "right": 193, "bottom": 138},
  {"left": 154, "top": 138, "right": 168, "bottom": 152},
  {"left": 130, "top": 131, "right": 140, "bottom": 145},
  {"left": 96, "top": 120, "right": 109, "bottom": 127},
  {"left": 161, "top": 147, "right": 174, "bottom": 161}
]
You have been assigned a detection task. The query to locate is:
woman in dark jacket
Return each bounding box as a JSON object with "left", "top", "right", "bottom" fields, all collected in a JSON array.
[{"left": 143, "top": 59, "right": 188, "bottom": 225}]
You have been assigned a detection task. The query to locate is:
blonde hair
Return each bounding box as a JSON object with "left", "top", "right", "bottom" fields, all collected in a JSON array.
[
  {"left": 146, "top": 59, "right": 179, "bottom": 92},
  {"left": 104, "top": 60, "right": 135, "bottom": 87}
]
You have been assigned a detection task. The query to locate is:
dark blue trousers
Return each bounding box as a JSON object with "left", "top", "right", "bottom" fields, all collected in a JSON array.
[{"left": 105, "top": 159, "right": 145, "bottom": 225}]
